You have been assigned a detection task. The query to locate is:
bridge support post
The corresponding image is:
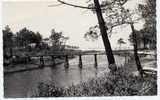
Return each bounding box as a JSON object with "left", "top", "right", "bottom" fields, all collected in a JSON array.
[
  {"left": 79, "top": 54, "right": 82, "bottom": 68},
  {"left": 125, "top": 55, "right": 127, "bottom": 64},
  {"left": 51, "top": 56, "right": 55, "bottom": 66},
  {"left": 39, "top": 56, "right": 44, "bottom": 68},
  {"left": 64, "top": 55, "right": 69, "bottom": 68},
  {"left": 127, "top": 53, "right": 129, "bottom": 63},
  {"left": 27, "top": 56, "right": 31, "bottom": 62},
  {"left": 94, "top": 54, "right": 98, "bottom": 67},
  {"left": 129, "top": 54, "right": 131, "bottom": 62}
]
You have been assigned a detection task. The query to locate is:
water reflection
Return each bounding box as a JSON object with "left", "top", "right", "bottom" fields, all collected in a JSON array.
[
  {"left": 4, "top": 55, "right": 126, "bottom": 98},
  {"left": 79, "top": 68, "right": 83, "bottom": 83},
  {"left": 94, "top": 67, "right": 98, "bottom": 78}
]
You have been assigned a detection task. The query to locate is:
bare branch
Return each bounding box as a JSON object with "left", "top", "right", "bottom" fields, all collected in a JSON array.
[
  {"left": 109, "top": 17, "right": 143, "bottom": 32},
  {"left": 48, "top": 3, "right": 63, "bottom": 7},
  {"left": 86, "top": 0, "right": 92, "bottom": 3},
  {"left": 57, "top": 0, "right": 95, "bottom": 10},
  {"left": 56, "top": 0, "right": 116, "bottom": 11},
  {"left": 116, "top": 0, "right": 129, "bottom": 6}
]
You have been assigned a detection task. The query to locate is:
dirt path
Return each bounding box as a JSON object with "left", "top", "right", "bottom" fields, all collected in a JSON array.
[{"left": 123, "top": 54, "right": 157, "bottom": 76}]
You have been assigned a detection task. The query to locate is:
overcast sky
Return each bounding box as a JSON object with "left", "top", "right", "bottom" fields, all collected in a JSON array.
[{"left": 2, "top": 0, "right": 145, "bottom": 50}]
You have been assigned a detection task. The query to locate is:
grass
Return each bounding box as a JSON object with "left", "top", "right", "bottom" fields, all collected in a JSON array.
[{"left": 31, "top": 67, "right": 157, "bottom": 97}]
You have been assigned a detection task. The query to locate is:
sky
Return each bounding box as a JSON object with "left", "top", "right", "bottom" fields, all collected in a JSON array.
[{"left": 2, "top": 0, "right": 145, "bottom": 50}]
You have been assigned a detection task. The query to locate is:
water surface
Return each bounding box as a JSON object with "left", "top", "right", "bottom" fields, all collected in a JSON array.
[{"left": 4, "top": 55, "right": 126, "bottom": 98}]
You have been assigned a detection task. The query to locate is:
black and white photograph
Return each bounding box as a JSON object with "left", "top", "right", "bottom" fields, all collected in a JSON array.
[{"left": 1, "top": 0, "right": 158, "bottom": 99}]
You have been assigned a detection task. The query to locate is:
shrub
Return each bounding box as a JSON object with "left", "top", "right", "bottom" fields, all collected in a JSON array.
[{"left": 32, "top": 67, "right": 157, "bottom": 97}]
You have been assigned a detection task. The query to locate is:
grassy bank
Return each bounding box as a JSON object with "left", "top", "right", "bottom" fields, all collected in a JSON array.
[
  {"left": 31, "top": 66, "right": 157, "bottom": 97},
  {"left": 30, "top": 53, "right": 157, "bottom": 97}
]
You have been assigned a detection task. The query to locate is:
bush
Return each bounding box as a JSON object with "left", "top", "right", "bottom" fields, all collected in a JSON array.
[{"left": 32, "top": 68, "right": 157, "bottom": 97}]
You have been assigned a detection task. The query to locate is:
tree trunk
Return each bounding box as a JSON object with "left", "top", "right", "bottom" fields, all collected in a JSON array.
[
  {"left": 93, "top": 0, "right": 117, "bottom": 72},
  {"left": 10, "top": 48, "right": 13, "bottom": 58},
  {"left": 142, "top": 33, "right": 146, "bottom": 49},
  {"left": 130, "top": 23, "right": 143, "bottom": 77}
]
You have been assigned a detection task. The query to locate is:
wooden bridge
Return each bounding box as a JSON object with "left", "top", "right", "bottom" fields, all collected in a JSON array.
[
  {"left": 13, "top": 52, "right": 131, "bottom": 69},
  {"left": 5, "top": 51, "right": 157, "bottom": 75}
]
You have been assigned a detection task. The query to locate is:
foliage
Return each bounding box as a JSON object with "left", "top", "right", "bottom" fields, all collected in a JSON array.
[
  {"left": 35, "top": 32, "right": 42, "bottom": 47},
  {"left": 126, "top": 0, "right": 156, "bottom": 50},
  {"left": 56, "top": 0, "right": 130, "bottom": 71},
  {"left": 32, "top": 68, "right": 157, "bottom": 97},
  {"left": 84, "top": 0, "right": 131, "bottom": 40},
  {"left": 128, "top": 28, "right": 155, "bottom": 49},
  {"left": 117, "top": 38, "right": 126, "bottom": 50},
  {"left": 117, "top": 38, "right": 126, "bottom": 45},
  {"left": 2, "top": 26, "right": 72, "bottom": 57},
  {"left": 16, "top": 27, "right": 42, "bottom": 47},
  {"left": 139, "top": 0, "right": 156, "bottom": 28},
  {"left": 128, "top": 29, "right": 141, "bottom": 45},
  {"left": 50, "top": 29, "right": 69, "bottom": 50},
  {"left": 3, "top": 25, "right": 14, "bottom": 49},
  {"left": 84, "top": 25, "right": 99, "bottom": 41},
  {"left": 128, "top": 0, "right": 156, "bottom": 49},
  {"left": 138, "top": 0, "right": 156, "bottom": 48}
]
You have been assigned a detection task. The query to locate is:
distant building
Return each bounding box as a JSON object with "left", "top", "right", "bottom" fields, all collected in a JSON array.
[
  {"left": 42, "top": 38, "right": 52, "bottom": 47},
  {"left": 64, "top": 45, "right": 79, "bottom": 50},
  {"left": 137, "top": 40, "right": 156, "bottom": 50},
  {"left": 27, "top": 43, "right": 36, "bottom": 48}
]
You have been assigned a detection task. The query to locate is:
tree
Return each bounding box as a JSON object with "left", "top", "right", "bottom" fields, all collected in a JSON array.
[
  {"left": 50, "top": 29, "right": 69, "bottom": 50},
  {"left": 117, "top": 38, "right": 126, "bottom": 50},
  {"left": 16, "top": 27, "right": 31, "bottom": 47},
  {"left": 128, "top": 29, "right": 152, "bottom": 49},
  {"left": 93, "top": 0, "right": 117, "bottom": 71},
  {"left": 35, "top": 32, "right": 42, "bottom": 47},
  {"left": 83, "top": 0, "right": 144, "bottom": 76},
  {"left": 16, "top": 27, "right": 42, "bottom": 48},
  {"left": 3, "top": 25, "right": 14, "bottom": 57},
  {"left": 84, "top": 25, "right": 99, "bottom": 41},
  {"left": 130, "top": 23, "right": 143, "bottom": 77},
  {"left": 138, "top": 0, "right": 156, "bottom": 49},
  {"left": 102, "top": 1, "right": 144, "bottom": 77},
  {"left": 3, "top": 25, "right": 14, "bottom": 48},
  {"left": 53, "top": 0, "right": 130, "bottom": 72},
  {"left": 125, "top": 0, "right": 156, "bottom": 76}
]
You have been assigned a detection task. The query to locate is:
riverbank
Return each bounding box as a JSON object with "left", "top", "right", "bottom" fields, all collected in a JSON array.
[
  {"left": 3, "top": 49, "right": 79, "bottom": 74},
  {"left": 4, "top": 58, "right": 65, "bottom": 74},
  {"left": 3, "top": 53, "right": 124, "bottom": 74},
  {"left": 31, "top": 55, "right": 157, "bottom": 97}
]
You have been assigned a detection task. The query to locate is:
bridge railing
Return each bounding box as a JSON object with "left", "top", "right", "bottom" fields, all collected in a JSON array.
[{"left": 14, "top": 52, "right": 132, "bottom": 68}]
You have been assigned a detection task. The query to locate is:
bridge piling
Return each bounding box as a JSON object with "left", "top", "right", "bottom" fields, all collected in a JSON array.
[
  {"left": 125, "top": 55, "right": 127, "bottom": 64},
  {"left": 64, "top": 55, "right": 69, "bottom": 68},
  {"left": 39, "top": 56, "right": 44, "bottom": 68},
  {"left": 27, "top": 56, "right": 31, "bottom": 62},
  {"left": 94, "top": 54, "right": 98, "bottom": 67},
  {"left": 79, "top": 54, "right": 82, "bottom": 68},
  {"left": 129, "top": 54, "right": 131, "bottom": 62},
  {"left": 127, "top": 54, "right": 129, "bottom": 62},
  {"left": 51, "top": 56, "right": 55, "bottom": 66}
]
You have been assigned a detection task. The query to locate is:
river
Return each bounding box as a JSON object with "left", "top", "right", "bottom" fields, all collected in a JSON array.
[{"left": 4, "top": 55, "right": 127, "bottom": 98}]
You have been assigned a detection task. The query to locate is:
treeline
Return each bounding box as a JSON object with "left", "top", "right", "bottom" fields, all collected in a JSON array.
[
  {"left": 3, "top": 25, "right": 71, "bottom": 56},
  {"left": 3, "top": 26, "right": 43, "bottom": 50}
]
